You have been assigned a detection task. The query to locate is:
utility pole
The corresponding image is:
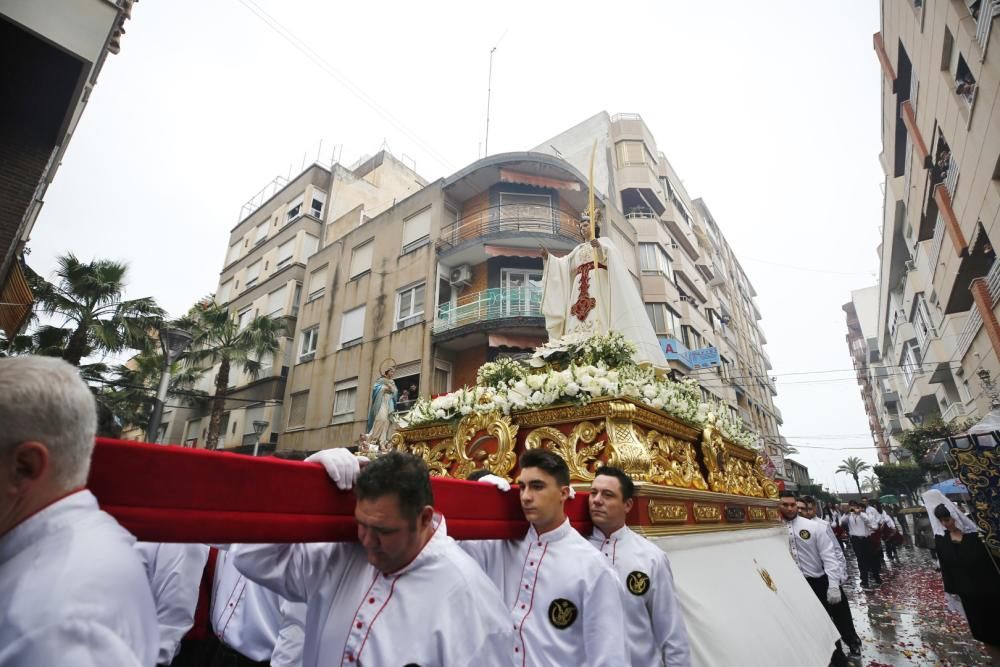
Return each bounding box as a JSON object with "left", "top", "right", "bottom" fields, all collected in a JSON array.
[{"left": 484, "top": 46, "right": 496, "bottom": 157}]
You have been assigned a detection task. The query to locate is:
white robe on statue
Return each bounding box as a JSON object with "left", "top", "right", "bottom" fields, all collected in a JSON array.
[{"left": 542, "top": 237, "right": 667, "bottom": 369}]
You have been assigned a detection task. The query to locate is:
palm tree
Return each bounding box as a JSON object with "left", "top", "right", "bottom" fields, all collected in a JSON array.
[
  {"left": 860, "top": 474, "right": 881, "bottom": 495},
  {"left": 177, "top": 299, "right": 284, "bottom": 450},
  {"left": 836, "top": 456, "right": 872, "bottom": 494},
  {"left": 29, "top": 255, "right": 164, "bottom": 366}
]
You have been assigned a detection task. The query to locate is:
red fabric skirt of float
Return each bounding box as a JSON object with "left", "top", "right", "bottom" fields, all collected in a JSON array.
[{"left": 88, "top": 438, "right": 592, "bottom": 542}]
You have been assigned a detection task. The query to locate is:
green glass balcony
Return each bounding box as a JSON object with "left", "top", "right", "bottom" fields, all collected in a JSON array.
[{"left": 433, "top": 286, "right": 543, "bottom": 335}]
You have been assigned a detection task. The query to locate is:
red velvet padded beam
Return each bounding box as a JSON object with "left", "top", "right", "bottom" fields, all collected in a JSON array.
[{"left": 88, "top": 438, "right": 592, "bottom": 543}]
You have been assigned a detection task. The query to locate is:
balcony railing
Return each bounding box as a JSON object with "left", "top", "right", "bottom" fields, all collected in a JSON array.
[
  {"left": 436, "top": 205, "right": 585, "bottom": 252},
  {"left": 941, "top": 401, "right": 967, "bottom": 423},
  {"left": 945, "top": 158, "right": 960, "bottom": 197},
  {"left": 955, "top": 259, "right": 1000, "bottom": 360},
  {"left": 433, "top": 286, "right": 543, "bottom": 334},
  {"left": 976, "top": 0, "right": 1000, "bottom": 53}
]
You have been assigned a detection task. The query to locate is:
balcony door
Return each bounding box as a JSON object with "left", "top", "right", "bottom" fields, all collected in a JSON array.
[
  {"left": 498, "top": 192, "right": 553, "bottom": 234},
  {"left": 502, "top": 268, "right": 543, "bottom": 316}
]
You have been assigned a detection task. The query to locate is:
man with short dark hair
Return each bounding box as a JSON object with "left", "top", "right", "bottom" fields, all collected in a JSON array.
[
  {"left": 588, "top": 466, "right": 690, "bottom": 666},
  {"left": 0, "top": 356, "right": 158, "bottom": 666},
  {"left": 470, "top": 449, "right": 628, "bottom": 665},
  {"left": 841, "top": 500, "right": 880, "bottom": 587},
  {"left": 233, "top": 449, "right": 512, "bottom": 666},
  {"left": 779, "top": 491, "right": 848, "bottom": 666}
]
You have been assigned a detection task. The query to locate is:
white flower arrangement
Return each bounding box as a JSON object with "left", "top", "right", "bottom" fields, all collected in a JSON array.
[{"left": 396, "top": 332, "right": 760, "bottom": 450}]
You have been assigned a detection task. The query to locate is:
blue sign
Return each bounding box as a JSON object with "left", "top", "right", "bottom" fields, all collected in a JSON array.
[{"left": 659, "top": 337, "right": 720, "bottom": 369}]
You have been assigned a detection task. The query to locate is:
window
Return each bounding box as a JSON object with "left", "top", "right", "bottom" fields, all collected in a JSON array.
[
  {"left": 302, "top": 234, "right": 319, "bottom": 259},
  {"left": 286, "top": 195, "right": 304, "bottom": 223},
  {"left": 225, "top": 242, "right": 241, "bottom": 267},
  {"left": 276, "top": 239, "right": 295, "bottom": 268},
  {"left": 298, "top": 327, "right": 318, "bottom": 361},
  {"left": 433, "top": 361, "right": 452, "bottom": 395},
  {"left": 639, "top": 243, "right": 673, "bottom": 280},
  {"left": 245, "top": 260, "right": 262, "bottom": 288},
  {"left": 237, "top": 307, "right": 254, "bottom": 331},
  {"left": 307, "top": 266, "right": 327, "bottom": 301},
  {"left": 216, "top": 279, "right": 233, "bottom": 305},
  {"left": 287, "top": 391, "right": 309, "bottom": 429},
  {"left": 955, "top": 54, "right": 977, "bottom": 106},
  {"left": 681, "top": 325, "right": 702, "bottom": 350},
  {"left": 900, "top": 342, "right": 921, "bottom": 386},
  {"left": 184, "top": 418, "right": 201, "bottom": 446},
  {"left": 616, "top": 140, "right": 651, "bottom": 167},
  {"left": 396, "top": 283, "right": 426, "bottom": 329},
  {"left": 310, "top": 190, "right": 326, "bottom": 218},
  {"left": 332, "top": 379, "right": 358, "bottom": 424},
  {"left": 291, "top": 283, "right": 302, "bottom": 316},
  {"left": 498, "top": 193, "right": 552, "bottom": 232},
  {"left": 401, "top": 208, "right": 431, "bottom": 254},
  {"left": 257, "top": 352, "right": 273, "bottom": 377},
  {"left": 644, "top": 303, "right": 679, "bottom": 336},
  {"left": 340, "top": 306, "right": 366, "bottom": 346},
  {"left": 911, "top": 294, "right": 935, "bottom": 349},
  {"left": 244, "top": 405, "right": 266, "bottom": 435},
  {"left": 266, "top": 286, "right": 287, "bottom": 318},
  {"left": 254, "top": 222, "right": 268, "bottom": 246},
  {"left": 350, "top": 240, "right": 373, "bottom": 278}
]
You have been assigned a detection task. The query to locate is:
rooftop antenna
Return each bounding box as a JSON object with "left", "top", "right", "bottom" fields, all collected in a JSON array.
[{"left": 484, "top": 45, "right": 497, "bottom": 157}]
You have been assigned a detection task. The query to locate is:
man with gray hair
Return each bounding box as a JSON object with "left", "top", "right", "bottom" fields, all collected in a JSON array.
[{"left": 0, "top": 356, "right": 158, "bottom": 666}]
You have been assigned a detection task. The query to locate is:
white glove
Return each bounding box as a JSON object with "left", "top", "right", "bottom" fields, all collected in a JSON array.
[
  {"left": 478, "top": 474, "right": 511, "bottom": 492},
  {"left": 826, "top": 587, "right": 842, "bottom": 605},
  {"left": 567, "top": 486, "right": 577, "bottom": 500},
  {"left": 305, "top": 448, "right": 369, "bottom": 490}
]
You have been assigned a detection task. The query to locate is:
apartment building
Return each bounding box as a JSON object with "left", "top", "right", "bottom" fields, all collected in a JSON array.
[
  {"left": 859, "top": 0, "right": 1000, "bottom": 454},
  {"left": 168, "top": 114, "right": 788, "bottom": 477},
  {"left": 153, "top": 151, "right": 427, "bottom": 448},
  {"left": 0, "top": 0, "right": 136, "bottom": 337},
  {"left": 844, "top": 286, "right": 894, "bottom": 463}
]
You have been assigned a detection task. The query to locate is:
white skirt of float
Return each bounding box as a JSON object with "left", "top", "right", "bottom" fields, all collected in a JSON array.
[{"left": 652, "top": 527, "right": 840, "bottom": 667}]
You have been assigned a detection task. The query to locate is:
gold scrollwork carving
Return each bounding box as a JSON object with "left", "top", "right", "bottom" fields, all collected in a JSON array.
[
  {"left": 693, "top": 503, "right": 722, "bottom": 522},
  {"left": 605, "top": 403, "right": 652, "bottom": 481},
  {"left": 394, "top": 412, "right": 518, "bottom": 481},
  {"left": 644, "top": 429, "right": 708, "bottom": 490},
  {"left": 766, "top": 508, "right": 781, "bottom": 522},
  {"left": 700, "top": 424, "right": 730, "bottom": 494},
  {"left": 648, "top": 500, "right": 689, "bottom": 523},
  {"left": 525, "top": 421, "right": 605, "bottom": 482},
  {"left": 748, "top": 506, "right": 767, "bottom": 522}
]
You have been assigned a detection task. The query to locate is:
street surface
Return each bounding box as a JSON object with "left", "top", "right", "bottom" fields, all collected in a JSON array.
[{"left": 837, "top": 541, "right": 993, "bottom": 666}]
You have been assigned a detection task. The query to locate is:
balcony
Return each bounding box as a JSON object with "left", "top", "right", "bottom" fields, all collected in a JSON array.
[
  {"left": 436, "top": 205, "right": 584, "bottom": 267},
  {"left": 976, "top": 0, "right": 1000, "bottom": 52},
  {"left": 955, "top": 258, "right": 1000, "bottom": 359},
  {"left": 433, "top": 286, "right": 544, "bottom": 341}
]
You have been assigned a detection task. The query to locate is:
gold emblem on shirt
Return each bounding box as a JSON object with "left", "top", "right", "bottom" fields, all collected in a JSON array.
[
  {"left": 627, "top": 570, "right": 651, "bottom": 596},
  {"left": 799, "top": 529, "right": 811, "bottom": 540},
  {"left": 548, "top": 598, "right": 579, "bottom": 629}
]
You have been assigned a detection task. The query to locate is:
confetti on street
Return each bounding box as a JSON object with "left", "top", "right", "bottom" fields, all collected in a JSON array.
[{"left": 835, "top": 540, "right": 993, "bottom": 666}]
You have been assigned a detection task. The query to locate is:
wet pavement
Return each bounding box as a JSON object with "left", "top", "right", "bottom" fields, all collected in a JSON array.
[{"left": 836, "top": 540, "right": 994, "bottom": 666}]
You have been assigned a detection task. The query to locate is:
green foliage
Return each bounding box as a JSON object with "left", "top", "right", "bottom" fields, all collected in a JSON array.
[
  {"left": 835, "top": 456, "right": 872, "bottom": 493},
  {"left": 898, "top": 416, "right": 975, "bottom": 470},
  {"left": 872, "top": 463, "right": 927, "bottom": 502}
]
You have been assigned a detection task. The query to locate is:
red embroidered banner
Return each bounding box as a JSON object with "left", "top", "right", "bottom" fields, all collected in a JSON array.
[{"left": 88, "top": 438, "right": 593, "bottom": 543}]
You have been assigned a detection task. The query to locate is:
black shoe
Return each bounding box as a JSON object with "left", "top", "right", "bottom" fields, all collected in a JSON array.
[{"left": 848, "top": 643, "right": 862, "bottom": 657}]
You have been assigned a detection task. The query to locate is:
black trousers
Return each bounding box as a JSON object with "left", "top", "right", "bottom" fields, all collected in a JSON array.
[
  {"left": 208, "top": 642, "right": 270, "bottom": 667},
  {"left": 805, "top": 574, "right": 856, "bottom": 666},
  {"left": 850, "top": 535, "right": 881, "bottom": 584}
]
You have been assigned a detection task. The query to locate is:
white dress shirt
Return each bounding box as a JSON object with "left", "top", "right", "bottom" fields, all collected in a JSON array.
[
  {"left": 232, "top": 515, "right": 513, "bottom": 667},
  {"left": 462, "top": 518, "right": 629, "bottom": 666},
  {"left": 785, "top": 515, "right": 841, "bottom": 583},
  {"left": 212, "top": 549, "right": 306, "bottom": 665},
  {"left": 840, "top": 511, "right": 875, "bottom": 537},
  {"left": 589, "top": 525, "right": 690, "bottom": 667},
  {"left": 0, "top": 490, "right": 158, "bottom": 667},
  {"left": 135, "top": 542, "right": 210, "bottom": 665},
  {"left": 810, "top": 517, "right": 847, "bottom": 585}
]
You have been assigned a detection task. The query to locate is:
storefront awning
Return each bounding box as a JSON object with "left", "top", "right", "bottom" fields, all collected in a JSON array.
[{"left": 499, "top": 168, "right": 581, "bottom": 191}]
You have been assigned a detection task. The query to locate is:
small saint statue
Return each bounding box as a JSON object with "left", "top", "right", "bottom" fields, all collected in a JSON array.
[{"left": 362, "top": 362, "right": 397, "bottom": 453}]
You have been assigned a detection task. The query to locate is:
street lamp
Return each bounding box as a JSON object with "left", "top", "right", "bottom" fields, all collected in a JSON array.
[
  {"left": 252, "top": 420, "right": 269, "bottom": 457},
  {"left": 145, "top": 326, "right": 193, "bottom": 443}
]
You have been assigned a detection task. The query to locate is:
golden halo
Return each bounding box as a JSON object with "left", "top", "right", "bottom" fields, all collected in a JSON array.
[{"left": 379, "top": 358, "right": 397, "bottom": 376}]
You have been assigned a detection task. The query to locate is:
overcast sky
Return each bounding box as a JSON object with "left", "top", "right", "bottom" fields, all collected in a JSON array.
[{"left": 29, "top": 0, "right": 885, "bottom": 491}]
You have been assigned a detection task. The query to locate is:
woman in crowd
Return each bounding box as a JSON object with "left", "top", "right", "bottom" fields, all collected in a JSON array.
[{"left": 925, "top": 490, "right": 1000, "bottom": 663}]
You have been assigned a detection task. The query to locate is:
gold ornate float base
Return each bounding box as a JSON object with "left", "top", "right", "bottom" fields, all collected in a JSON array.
[{"left": 392, "top": 396, "right": 780, "bottom": 534}]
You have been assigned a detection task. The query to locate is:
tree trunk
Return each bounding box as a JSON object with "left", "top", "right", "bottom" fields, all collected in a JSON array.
[
  {"left": 853, "top": 475, "right": 862, "bottom": 494},
  {"left": 206, "top": 357, "right": 230, "bottom": 450},
  {"left": 63, "top": 323, "right": 89, "bottom": 367}
]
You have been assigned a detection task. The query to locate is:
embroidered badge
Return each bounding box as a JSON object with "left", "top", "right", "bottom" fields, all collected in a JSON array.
[
  {"left": 548, "top": 598, "right": 578, "bottom": 629},
  {"left": 627, "top": 570, "right": 651, "bottom": 596},
  {"left": 799, "top": 529, "right": 811, "bottom": 540}
]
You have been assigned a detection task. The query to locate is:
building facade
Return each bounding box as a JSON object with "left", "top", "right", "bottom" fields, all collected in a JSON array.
[
  {"left": 169, "top": 114, "right": 789, "bottom": 477},
  {"left": 844, "top": 286, "right": 894, "bottom": 463},
  {"left": 0, "top": 0, "right": 136, "bottom": 337},
  {"left": 857, "top": 0, "right": 1000, "bottom": 457}
]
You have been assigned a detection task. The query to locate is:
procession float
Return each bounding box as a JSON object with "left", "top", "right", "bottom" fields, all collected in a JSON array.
[{"left": 87, "top": 152, "right": 840, "bottom": 665}]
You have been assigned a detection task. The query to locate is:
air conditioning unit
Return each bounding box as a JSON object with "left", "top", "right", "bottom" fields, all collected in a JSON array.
[{"left": 449, "top": 264, "right": 472, "bottom": 286}]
